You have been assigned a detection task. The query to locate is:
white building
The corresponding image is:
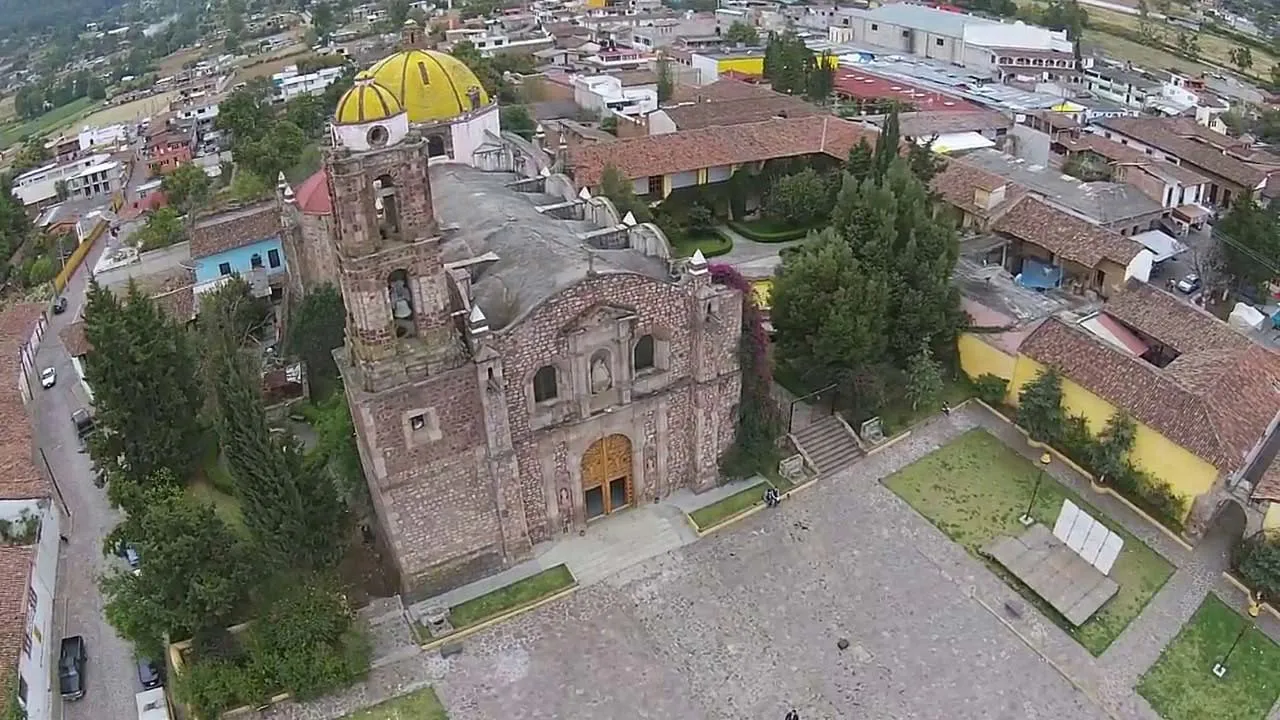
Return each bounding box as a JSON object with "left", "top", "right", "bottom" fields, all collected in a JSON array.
[
  {"left": 272, "top": 64, "right": 347, "bottom": 101},
  {"left": 0, "top": 304, "right": 60, "bottom": 720},
  {"left": 77, "top": 124, "right": 131, "bottom": 152},
  {"left": 572, "top": 74, "right": 658, "bottom": 117},
  {"left": 64, "top": 160, "right": 125, "bottom": 202},
  {"left": 11, "top": 154, "right": 115, "bottom": 207},
  {"left": 444, "top": 27, "right": 554, "bottom": 57}
]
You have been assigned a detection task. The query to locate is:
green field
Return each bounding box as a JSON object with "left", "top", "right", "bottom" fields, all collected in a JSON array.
[
  {"left": 0, "top": 97, "right": 99, "bottom": 150},
  {"left": 885, "top": 429, "right": 1174, "bottom": 655},
  {"left": 340, "top": 687, "right": 449, "bottom": 720}
]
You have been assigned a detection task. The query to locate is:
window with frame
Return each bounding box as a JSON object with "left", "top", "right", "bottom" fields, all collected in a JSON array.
[
  {"left": 218, "top": 262, "right": 232, "bottom": 276},
  {"left": 533, "top": 365, "right": 558, "bottom": 402},
  {"left": 250, "top": 253, "right": 263, "bottom": 268},
  {"left": 267, "top": 248, "right": 281, "bottom": 268},
  {"left": 633, "top": 334, "right": 656, "bottom": 372}
]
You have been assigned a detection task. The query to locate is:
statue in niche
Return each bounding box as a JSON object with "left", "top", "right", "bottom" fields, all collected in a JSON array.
[
  {"left": 558, "top": 487, "right": 572, "bottom": 534},
  {"left": 590, "top": 355, "right": 612, "bottom": 394},
  {"left": 389, "top": 278, "right": 413, "bottom": 319}
]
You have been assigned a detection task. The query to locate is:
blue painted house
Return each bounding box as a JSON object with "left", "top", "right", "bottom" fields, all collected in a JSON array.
[{"left": 190, "top": 202, "right": 288, "bottom": 299}]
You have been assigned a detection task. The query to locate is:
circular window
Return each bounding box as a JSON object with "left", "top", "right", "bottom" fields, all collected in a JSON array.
[{"left": 367, "top": 125, "right": 390, "bottom": 147}]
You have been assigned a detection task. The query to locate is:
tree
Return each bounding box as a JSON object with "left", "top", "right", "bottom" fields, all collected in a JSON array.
[
  {"left": 161, "top": 162, "right": 212, "bottom": 215},
  {"left": 204, "top": 284, "right": 347, "bottom": 571},
  {"left": 1017, "top": 367, "right": 1065, "bottom": 443},
  {"left": 1178, "top": 31, "right": 1201, "bottom": 58},
  {"left": 230, "top": 168, "right": 270, "bottom": 203},
  {"left": 872, "top": 109, "right": 901, "bottom": 183},
  {"left": 804, "top": 51, "right": 835, "bottom": 103},
  {"left": 770, "top": 228, "right": 891, "bottom": 391},
  {"left": 311, "top": 2, "right": 335, "bottom": 41},
  {"left": 215, "top": 82, "right": 272, "bottom": 142},
  {"left": 1232, "top": 45, "right": 1254, "bottom": 73},
  {"left": 764, "top": 168, "right": 828, "bottom": 227},
  {"left": 82, "top": 280, "right": 204, "bottom": 498},
  {"left": 1217, "top": 199, "right": 1280, "bottom": 295},
  {"left": 54, "top": 180, "right": 68, "bottom": 201},
  {"left": 845, "top": 137, "right": 874, "bottom": 183},
  {"left": 500, "top": 104, "right": 537, "bottom": 140},
  {"left": 387, "top": 0, "right": 410, "bottom": 27},
  {"left": 907, "top": 137, "right": 944, "bottom": 185},
  {"left": 10, "top": 138, "right": 49, "bottom": 174},
  {"left": 100, "top": 480, "right": 255, "bottom": 659},
  {"left": 285, "top": 93, "right": 328, "bottom": 138},
  {"left": 904, "top": 342, "right": 943, "bottom": 411},
  {"left": 286, "top": 284, "right": 346, "bottom": 398},
  {"left": 724, "top": 21, "right": 759, "bottom": 45},
  {"left": 1094, "top": 410, "right": 1136, "bottom": 483},
  {"left": 656, "top": 53, "right": 674, "bottom": 103},
  {"left": 598, "top": 164, "right": 652, "bottom": 223},
  {"left": 135, "top": 207, "right": 185, "bottom": 251},
  {"left": 1238, "top": 531, "right": 1280, "bottom": 601}
]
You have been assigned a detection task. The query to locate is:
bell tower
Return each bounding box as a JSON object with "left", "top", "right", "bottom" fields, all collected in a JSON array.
[{"left": 326, "top": 75, "right": 465, "bottom": 393}]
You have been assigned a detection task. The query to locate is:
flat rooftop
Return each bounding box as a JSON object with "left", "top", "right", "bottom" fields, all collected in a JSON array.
[
  {"left": 833, "top": 69, "right": 980, "bottom": 111},
  {"left": 961, "top": 149, "right": 1164, "bottom": 225}
]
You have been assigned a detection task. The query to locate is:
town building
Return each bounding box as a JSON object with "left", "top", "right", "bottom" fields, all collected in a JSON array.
[
  {"left": 688, "top": 46, "right": 767, "bottom": 84},
  {"left": 271, "top": 63, "right": 348, "bottom": 102},
  {"left": 9, "top": 154, "right": 125, "bottom": 208},
  {"left": 76, "top": 124, "right": 131, "bottom": 152},
  {"left": 0, "top": 303, "right": 61, "bottom": 720},
  {"left": 571, "top": 74, "right": 658, "bottom": 118},
  {"left": 189, "top": 202, "right": 288, "bottom": 302},
  {"left": 309, "top": 37, "right": 744, "bottom": 598}
]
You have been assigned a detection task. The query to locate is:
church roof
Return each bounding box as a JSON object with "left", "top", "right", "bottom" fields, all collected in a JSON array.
[
  {"left": 432, "top": 164, "right": 667, "bottom": 330},
  {"left": 366, "top": 49, "right": 491, "bottom": 124},
  {"left": 295, "top": 169, "right": 332, "bottom": 216},
  {"left": 334, "top": 72, "right": 404, "bottom": 125}
]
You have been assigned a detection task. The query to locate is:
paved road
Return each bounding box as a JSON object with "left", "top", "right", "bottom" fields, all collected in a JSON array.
[{"left": 37, "top": 233, "right": 140, "bottom": 720}]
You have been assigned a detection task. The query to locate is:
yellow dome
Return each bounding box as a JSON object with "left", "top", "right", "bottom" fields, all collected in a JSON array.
[
  {"left": 367, "top": 49, "right": 492, "bottom": 124},
  {"left": 334, "top": 72, "right": 404, "bottom": 125}
]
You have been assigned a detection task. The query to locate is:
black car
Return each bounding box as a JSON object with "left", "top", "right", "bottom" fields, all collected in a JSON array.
[
  {"left": 59, "top": 635, "right": 87, "bottom": 701},
  {"left": 51, "top": 296, "right": 68, "bottom": 315},
  {"left": 136, "top": 657, "right": 163, "bottom": 690}
]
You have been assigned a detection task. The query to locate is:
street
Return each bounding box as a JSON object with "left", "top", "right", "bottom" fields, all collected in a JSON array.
[{"left": 36, "top": 234, "right": 140, "bottom": 720}]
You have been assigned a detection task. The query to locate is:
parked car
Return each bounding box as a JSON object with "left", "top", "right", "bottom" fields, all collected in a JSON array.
[
  {"left": 52, "top": 296, "right": 67, "bottom": 315},
  {"left": 40, "top": 367, "right": 56, "bottom": 389},
  {"left": 59, "top": 635, "right": 87, "bottom": 701},
  {"left": 118, "top": 543, "right": 141, "bottom": 574},
  {"left": 72, "top": 408, "right": 95, "bottom": 441},
  {"left": 136, "top": 657, "right": 164, "bottom": 690},
  {"left": 1176, "top": 273, "right": 1202, "bottom": 294}
]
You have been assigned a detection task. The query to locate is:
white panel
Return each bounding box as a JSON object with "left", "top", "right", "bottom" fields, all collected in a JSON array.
[
  {"left": 1095, "top": 533, "right": 1125, "bottom": 576},
  {"left": 1080, "top": 522, "right": 1109, "bottom": 565},
  {"left": 1053, "top": 499, "right": 1079, "bottom": 542},
  {"left": 1066, "top": 511, "right": 1093, "bottom": 553}
]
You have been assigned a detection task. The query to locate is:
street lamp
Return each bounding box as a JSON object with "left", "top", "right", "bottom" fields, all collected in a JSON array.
[
  {"left": 1213, "top": 621, "right": 1251, "bottom": 678},
  {"left": 1019, "top": 452, "right": 1053, "bottom": 526}
]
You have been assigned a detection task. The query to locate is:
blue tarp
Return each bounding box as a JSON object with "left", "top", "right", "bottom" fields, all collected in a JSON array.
[{"left": 1015, "top": 258, "right": 1063, "bottom": 290}]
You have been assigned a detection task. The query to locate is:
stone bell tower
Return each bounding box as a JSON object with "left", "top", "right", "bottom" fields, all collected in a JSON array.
[{"left": 326, "top": 79, "right": 465, "bottom": 394}]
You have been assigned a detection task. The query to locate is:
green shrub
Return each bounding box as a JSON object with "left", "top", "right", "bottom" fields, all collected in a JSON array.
[
  {"left": 1237, "top": 531, "right": 1280, "bottom": 601},
  {"left": 972, "top": 373, "right": 1008, "bottom": 406},
  {"left": 1058, "top": 413, "right": 1095, "bottom": 471},
  {"left": 726, "top": 219, "right": 813, "bottom": 243}
]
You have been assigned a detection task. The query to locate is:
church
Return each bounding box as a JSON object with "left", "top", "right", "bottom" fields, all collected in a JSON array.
[{"left": 289, "top": 25, "right": 746, "bottom": 598}]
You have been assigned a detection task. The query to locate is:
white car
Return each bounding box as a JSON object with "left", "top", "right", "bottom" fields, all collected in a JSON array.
[{"left": 40, "top": 367, "right": 56, "bottom": 389}]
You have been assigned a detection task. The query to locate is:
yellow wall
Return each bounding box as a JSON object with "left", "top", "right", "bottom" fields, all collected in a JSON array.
[
  {"left": 1265, "top": 502, "right": 1280, "bottom": 530},
  {"left": 54, "top": 219, "right": 107, "bottom": 292},
  {"left": 1010, "top": 355, "right": 1219, "bottom": 519},
  {"left": 718, "top": 57, "right": 765, "bottom": 76},
  {"left": 958, "top": 333, "right": 1016, "bottom": 388}
]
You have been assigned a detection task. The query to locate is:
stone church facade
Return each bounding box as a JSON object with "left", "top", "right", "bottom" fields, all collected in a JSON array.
[{"left": 319, "top": 70, "right": 743, "bottom": 598}]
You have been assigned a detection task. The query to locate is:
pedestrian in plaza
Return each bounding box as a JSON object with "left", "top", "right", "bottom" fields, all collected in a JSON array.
[
  {"left": 941, "top": 400, "right": 952, "bottom": 416},
  {"left": 764, "top": 487, "right": 781, "bottom": 508},
  {"left": 785, "top": 710, "right": 800, "bottom": 720}
]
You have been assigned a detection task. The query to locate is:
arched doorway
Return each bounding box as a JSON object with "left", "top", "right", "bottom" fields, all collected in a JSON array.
[{"left": 581, "top": 434, "right": 632, "bottom": 520}]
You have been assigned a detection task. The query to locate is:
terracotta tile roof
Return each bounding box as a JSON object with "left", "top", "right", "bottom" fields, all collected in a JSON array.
[
  {"left": 0, "top": 305, "right": 49, "bottom": 501},
  {"left": 1102, "top": 281, "right": 1247, "bottom": 355},
  {"left": 1021, "top": 316, "right": 1280, "bottom": 473},
  {"left": 992, "top": 197, "right": 1145, "bottom": 268},
  {"left": 1096, "top": 117, "right": 1267, "bottom": 189},
  {"left": 60, "top": 322, "right": 91, "bottom": 358},
  {"left": 670, "top": 77, "right": 779, "bottom": 104},
  {"left": 931, "top": 159, "right": 1026, "bottom": 221},
  {"left": 189, "top": 202, "right": 280, "bottom": 259},
  {"left": 0, "top": 546, "right": 34, "bottom": 678},
  {"left": 660, "top": 95, "right": 822, "bottom": 131},
  {"left": 897, "top": 109, "right": 1011, "bottom": 138},
  {"left": 294, "top": 169, "right": 332, "bottom": 216},
  {"left": 1063, "top": 134, "right": 1209, "bottom": 187},
  {"left": 1033, "top": 110, "right": 1079, "bottom": 130},
  {"left": 152, "top": 285, "right": 197, "bottom": 323},
  {"left": 570, "top": 115, "right": 879, "bottom": 187}
]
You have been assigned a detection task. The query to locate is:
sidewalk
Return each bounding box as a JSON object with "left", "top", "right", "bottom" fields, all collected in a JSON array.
[{"left": 408, "top": 476, "right": 766, "bottom": 617}]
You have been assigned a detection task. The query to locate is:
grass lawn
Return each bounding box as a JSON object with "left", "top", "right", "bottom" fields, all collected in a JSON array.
[
  {"left": 0, "top": 97, "right": 99, "bottom": 149},
  {"left": 688, "top": 481, "right": 769, "bottom": 531},
  {"left": 670, "top": 231, "right": 732, "bottom": 258},
  {"left": 186, "top": 477, "right": 246, "bottom": 533},
  {"left": 884, "top": 429, "right": 1174, "bottom": 655},
  {"left": 1138, "top": 594, "right": 1280, "bottom": 720},
  {"left": 339, "top": 687, "right": 449, "bottom": 720},
  {"left": 876, "top": 376, "right": 974, "bottom": 435},
  {"left": 448, "top": 564, "right": 575, "bottom": 630}
]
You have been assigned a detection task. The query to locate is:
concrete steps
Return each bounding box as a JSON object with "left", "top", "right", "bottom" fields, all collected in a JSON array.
[{"left": 791, "top": 416, "right": 862, "bottom": 475}]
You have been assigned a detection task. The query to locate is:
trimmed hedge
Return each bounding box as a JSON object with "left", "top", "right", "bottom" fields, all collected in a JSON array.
[
  {"left": 727, "top": 219, "right": 815, "bottom": 243},
  {"left": 671, "top": 230, "right": 733, "bottom": 258}
]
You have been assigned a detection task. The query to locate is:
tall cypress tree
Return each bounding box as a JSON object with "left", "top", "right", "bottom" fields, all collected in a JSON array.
[
  {"left": 203, "top": 284, "right": 346, "bottom": 570},
  {"left": 873, "top": 108, "right": 901, "bottom": 183},
  {"left": 82, "top": 280, "right": 203, "bottom": 500}
]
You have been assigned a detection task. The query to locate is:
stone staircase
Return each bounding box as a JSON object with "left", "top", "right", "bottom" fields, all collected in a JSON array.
[{"left": 790, "top": 415, "right": 863, "bottom": 475}]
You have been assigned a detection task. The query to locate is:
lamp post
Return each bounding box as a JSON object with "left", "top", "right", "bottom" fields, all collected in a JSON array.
[
  {"left": 1019, "top": 452, "right": 1053, "bottom": 526},
  {"left": 1213, "top": 621, "right": 1251, "bottom": 678}
]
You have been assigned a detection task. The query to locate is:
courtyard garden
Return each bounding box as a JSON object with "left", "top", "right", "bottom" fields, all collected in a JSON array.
[
  {"left": 1138, "top": 594, "right": 1280, "bottom": 720},
  {"left": 884, "top": 429, "right": 1174, "bottom": 655},
  {"left": 417, "top": 564, "right": 576, "bottom": 640},
  {"left": 339, "top": 686, "right": 449, "bottom": 720}
]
